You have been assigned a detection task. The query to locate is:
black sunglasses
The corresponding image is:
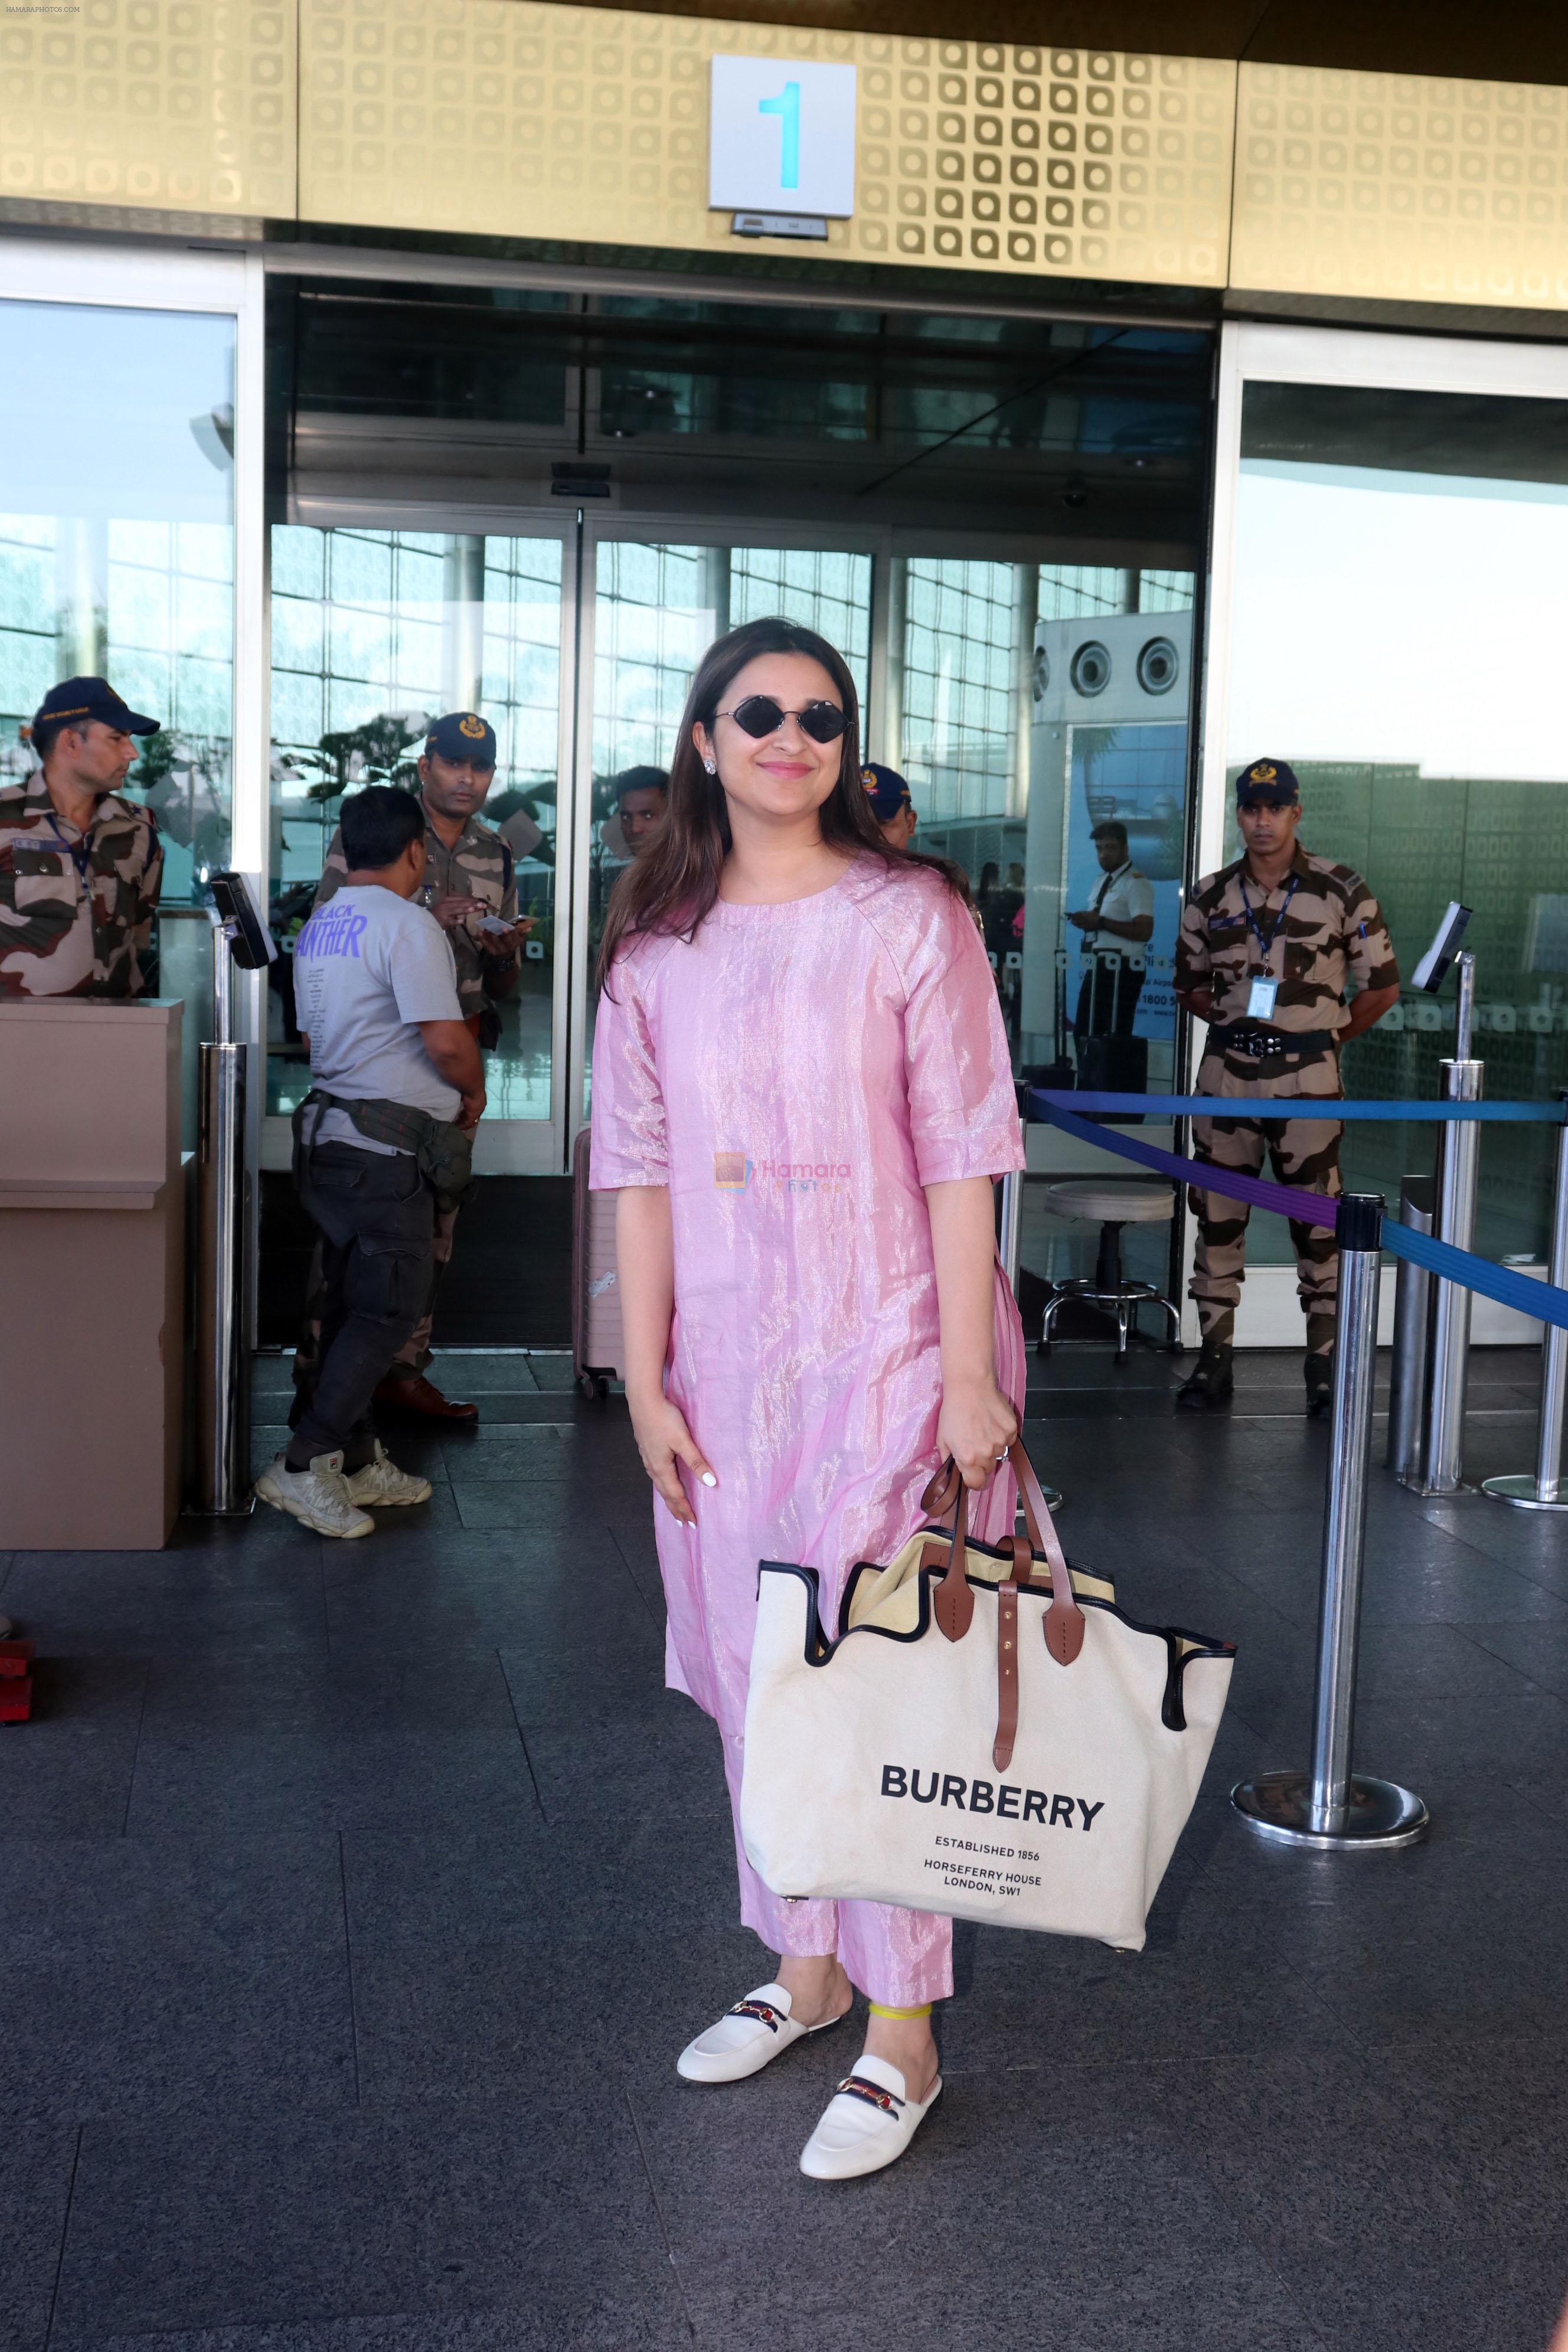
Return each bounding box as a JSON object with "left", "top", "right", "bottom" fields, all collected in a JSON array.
[{"left": 717, "top": 694, "right": 850, "bottom": 744}]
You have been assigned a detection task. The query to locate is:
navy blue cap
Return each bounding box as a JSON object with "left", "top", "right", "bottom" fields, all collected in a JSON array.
[
  {"left": 31, "top": 675, "right": 159, "bottom": 737},
  {"left": 861, "top": 762, "right": 913, "bottom": 821},
  {"left": 426, "top": 711, "right": 497, "bottom": 766},
  {"left": 1235, "top": 757, "right": 1301, "bottom": 807}
]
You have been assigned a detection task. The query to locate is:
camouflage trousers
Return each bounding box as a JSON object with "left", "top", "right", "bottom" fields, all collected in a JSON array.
[
  {"left": 1188, "top": 1049, "right": 1343, "bottom": 1357},
  {"left": 291, "top": 1193, "right": 460, "bottom": 1422}
]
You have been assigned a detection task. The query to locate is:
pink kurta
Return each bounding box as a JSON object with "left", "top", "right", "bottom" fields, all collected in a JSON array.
[{"left": 590, "top": 855, "right": 1026, "bottom": 2003}]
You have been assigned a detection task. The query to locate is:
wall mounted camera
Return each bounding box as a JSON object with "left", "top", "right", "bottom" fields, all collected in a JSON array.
[{"left": 1069, "top": 639, "right": 1111, "bottom": 697}]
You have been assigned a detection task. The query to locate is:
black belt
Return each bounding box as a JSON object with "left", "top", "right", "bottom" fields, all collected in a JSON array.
[{"left": 1205, "top": 1025, "right": 1336, "bottom": 1062}]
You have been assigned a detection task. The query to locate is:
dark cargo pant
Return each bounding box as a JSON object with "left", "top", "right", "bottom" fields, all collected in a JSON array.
[
  {"left": 1188, "top": 1048, "right": 1343, "bottom": 1358},
  {"left": 289, "top": 1142, "right": 437, "bottom": 1466},
  {"left": 291, "top": 1197, "right": 459, "bottom": 1423}
]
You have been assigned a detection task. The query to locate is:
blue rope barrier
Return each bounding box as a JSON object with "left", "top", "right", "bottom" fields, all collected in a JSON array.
[
  {"left": 1032, "top": 1095, "right": 1568, "bottom": 1337},
  {"left": 1039, "top": 1097, "right": 1341, "bottom": 1226},
  {"left": 1379, "top": 1221, "right": 1568, "bottom": 1335},
  {"left": 1034, "top": 1090, "right": 1566, "bottom": 1123}
]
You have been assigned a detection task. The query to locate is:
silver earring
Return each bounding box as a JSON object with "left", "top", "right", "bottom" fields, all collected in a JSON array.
[{"left": 703, "top": 757, "right": 717, "bottom": 774}]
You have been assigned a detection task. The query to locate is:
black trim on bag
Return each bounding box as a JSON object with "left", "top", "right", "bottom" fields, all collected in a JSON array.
[
  {"left": 757, "top": 1559, "right": 1236, "bottom": 1724},
  {"left": 837, "top": 1529, "right": 1106, "bottom": 1642}
]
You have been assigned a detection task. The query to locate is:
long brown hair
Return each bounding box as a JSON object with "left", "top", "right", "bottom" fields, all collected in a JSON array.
[{"left": 596, "top": 616, "right": 966, "bottom": 991}]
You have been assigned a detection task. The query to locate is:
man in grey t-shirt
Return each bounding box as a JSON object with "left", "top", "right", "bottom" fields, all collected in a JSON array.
[{"left": 255, "top": 788, "right": 485, "bottom": 1538}]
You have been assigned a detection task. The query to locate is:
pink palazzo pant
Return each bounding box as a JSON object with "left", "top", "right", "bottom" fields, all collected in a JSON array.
[{"left": 713, "top": 1265, "right": 1028, "bottom": 2007}]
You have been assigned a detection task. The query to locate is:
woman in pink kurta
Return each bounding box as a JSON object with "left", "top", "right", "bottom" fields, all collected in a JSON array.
[{"left": 591, "top": 618, "right": 1025, "bottom": 2181}]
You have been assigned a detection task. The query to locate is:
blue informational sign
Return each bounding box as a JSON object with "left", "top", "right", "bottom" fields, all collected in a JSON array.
[{"left": 1064, "top": 722, "right": 1187, "bottom": 1041}]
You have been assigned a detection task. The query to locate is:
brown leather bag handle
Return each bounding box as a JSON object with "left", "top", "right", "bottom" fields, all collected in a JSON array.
[
  {"left": 929, "top": 1472, "right": 975, "bottom": 1642},
  {"left": 919, "top": 1436, "right": 1086, "bottom": 1670}
]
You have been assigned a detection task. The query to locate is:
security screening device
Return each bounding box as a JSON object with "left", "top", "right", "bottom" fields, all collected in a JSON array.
[
  {"left": 208, "top": 870, "right": 277, "bottom": 971},
  {"left": 1380, "top": 896, "right": 1485, "bottom": 1495},
  {"left": 1409, "top": 903, "right": 1483, "bottom": 1494},
  {"left": 191, "top": 873, "right": 273, "bottom": 1518},
  {"left": 1411, "top": 900, "right": 1472, "bottom": 995}
]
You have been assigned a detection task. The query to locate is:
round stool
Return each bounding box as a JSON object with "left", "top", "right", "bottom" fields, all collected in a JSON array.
[{"left": 1040, "top": 1182, "right": 1180, "bottom": 1361}]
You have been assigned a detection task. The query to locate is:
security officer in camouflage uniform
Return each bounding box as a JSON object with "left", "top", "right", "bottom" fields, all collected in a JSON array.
[
  {"left": 292, "top": 711, "right": 530, "bottom": 1426},
  {"left": 1174, "top": 757, "right": 1399, "bottom": 1416},
  {"left": 0, "top": 677, "right": 162, "bottom": 998}
]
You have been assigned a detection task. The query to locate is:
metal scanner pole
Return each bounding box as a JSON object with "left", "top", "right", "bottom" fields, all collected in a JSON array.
[
  {"left": 1419, "top": 952, "right": 1482, "bottom": 1495},
  {"left": 1481, "top": 1092, "right": 1568, "bottom": 1513},
  {"left": 1233, "top": 1194, "right": 1429, "bottom": 1850},
  {"left": 194, "top": 916, "right": 253, "bottom": 1515},
  {"left": 1386, "top": 1174, "right": 1435, "bottom": 1479}
]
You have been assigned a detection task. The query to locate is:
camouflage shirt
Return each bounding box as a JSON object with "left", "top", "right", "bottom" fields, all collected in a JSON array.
[
  {"left": 0, "top": 777, "right": 162, "bottom": 999},
  {"left": 315, "top": 805, "right": 517, "bottom": 1022},
  {"left": 1176, "top": 843, "right": 1398, "bottom": 1067}
]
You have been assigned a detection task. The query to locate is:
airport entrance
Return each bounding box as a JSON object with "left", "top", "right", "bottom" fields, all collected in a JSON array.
[{"left": 254, "top": 273, "right": 1213, "bottom": 1342}]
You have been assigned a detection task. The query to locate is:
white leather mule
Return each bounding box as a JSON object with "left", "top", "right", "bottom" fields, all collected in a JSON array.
[
  {"left": 675, "top": 1981, "right": 847, "bottom": 2085},
  {"left": 799, "top": 2054, "right": 942, "bottom": 2180}
]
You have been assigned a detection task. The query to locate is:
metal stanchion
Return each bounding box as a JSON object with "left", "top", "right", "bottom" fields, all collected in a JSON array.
[
  {"left": 192, "top": 914, "right": 253, "bottom": 1515},
  {"left": 1000, "top": 1159, "right": 1063, "bottom": 1510},
  {"left": 1386, "top": 1175, "right": 1434, "bottom": 1479},
  {"left": 1482, "top": 1093, "right": 1568, "bottom": 1513},
  {"left": 1233, "top": 1194, "right": 1429, "bottom": 1850},
  {"left": 998, "top": 1167, "right": 1024, "bottom": 1294},
  {"left": 1419, "top": 952, "right": 1482, "bottom": 1495}
]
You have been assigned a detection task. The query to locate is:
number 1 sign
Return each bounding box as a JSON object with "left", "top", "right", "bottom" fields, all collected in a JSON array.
[{"left": 708, "top": 55, "right": 858, "bottom": 218}]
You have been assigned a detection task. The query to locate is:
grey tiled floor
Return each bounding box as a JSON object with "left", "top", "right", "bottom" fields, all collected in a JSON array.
[{"left": 4, "top": 1344, "right": 1568, "bottom": 2348}]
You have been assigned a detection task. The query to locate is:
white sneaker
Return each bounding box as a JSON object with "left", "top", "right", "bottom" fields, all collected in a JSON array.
[
  {"left": 344, "top": 1442, "right": 432, "bottom": 1509},
  {"left": 676, "top": 1981, "right": 848, "bottom": 2085},
  {"left": 254, "top": 1451, "right": 375, "bottom": 1540},
  {"left": 799, "top": 2055, "right": 942, "bottom": 2181}
]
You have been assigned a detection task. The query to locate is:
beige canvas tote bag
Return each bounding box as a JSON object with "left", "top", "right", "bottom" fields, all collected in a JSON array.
[{"left": 740, "top": 1439, "right": 1234, "bottom": 1952}]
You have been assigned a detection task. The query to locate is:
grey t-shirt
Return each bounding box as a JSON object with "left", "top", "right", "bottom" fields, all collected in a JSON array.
[{"left": 293, "top": 885, "right": 463, "bottom": 1151}]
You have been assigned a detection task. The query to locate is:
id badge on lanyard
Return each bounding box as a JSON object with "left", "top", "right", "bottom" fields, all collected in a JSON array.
[
  {"left": 47, "top": 811, "right": 93, "bottom": 891},
  {"left": 1242, "top": 872, "right": 1296, "bottom": 1024}
]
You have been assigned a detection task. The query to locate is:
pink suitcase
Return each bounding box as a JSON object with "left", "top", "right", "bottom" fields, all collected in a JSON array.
[{"left": 571, "top": 1126, "right": 624, "bottom": 1397}]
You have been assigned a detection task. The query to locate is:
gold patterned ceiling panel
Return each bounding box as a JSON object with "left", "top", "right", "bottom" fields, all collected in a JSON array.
[
  {"left": 299, "top": 0, "right": 1234, "bottom": 286},
  {"left": 0, "top": 1, "right": 296, "bottom": 216},
  {"left": 1232, "top": 63, "right": 1568, "bottom": 309}
]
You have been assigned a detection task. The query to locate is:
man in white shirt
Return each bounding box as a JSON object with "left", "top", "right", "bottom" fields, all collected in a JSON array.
[
  {"left": 255, "top": 786, "right": 485, "bottom": 1538},
  {"left": 1067, "top": 819, "right": 1155, "bottom": 1041}
]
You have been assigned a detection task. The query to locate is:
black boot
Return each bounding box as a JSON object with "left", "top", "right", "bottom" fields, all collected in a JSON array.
[
  {"left": 1305, "top": 1314, "right": 1335, "bottom": 1419},
  {"left": 1176, "top": 1338, "right": 1234, "bottom": 1412}
]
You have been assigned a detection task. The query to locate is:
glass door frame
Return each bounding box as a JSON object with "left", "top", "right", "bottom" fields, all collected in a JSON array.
[
  {"left": 260, "top": 494, "right": 579, "bottom": 1178},
  {"left": 567, "top": 510, "right": 1098, "bottom": 1141},
  {"left": 1204, "top": 319, "right": 1568, "bottom": 940},
  {"left": 1196, "top": 318, "right": 1568, "bottom": 1343},
  {"left": 567, "top": 514, "right": 895, "bottom": 1142},
  {"left": 0, "top": 231, "right": 269, "bottom": 1242}
]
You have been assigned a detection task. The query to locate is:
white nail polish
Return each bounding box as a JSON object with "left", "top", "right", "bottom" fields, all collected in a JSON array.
[{"left": 701, "top": 1471, "right": 717, "bottom": 1487}]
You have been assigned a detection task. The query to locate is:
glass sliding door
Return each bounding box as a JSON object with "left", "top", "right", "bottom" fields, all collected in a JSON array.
[
  {"left": 0, "top": 302, "right": 236, "bottom": 896},
  {"left": 0, "top": 241, "right": 264, "bottom": 1157},
  {"left": 1208, "top": 324, "right": 1568, "bottom": 1276},
  {"left": 266, "top": 521, "right": 569, "bottom": 1170},
  {"left": 891, "top": 558, "right": 1195, "bottom": 1089},
  {"left": 577, "top": 534, "right": 874, "bottom": 1121}
]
